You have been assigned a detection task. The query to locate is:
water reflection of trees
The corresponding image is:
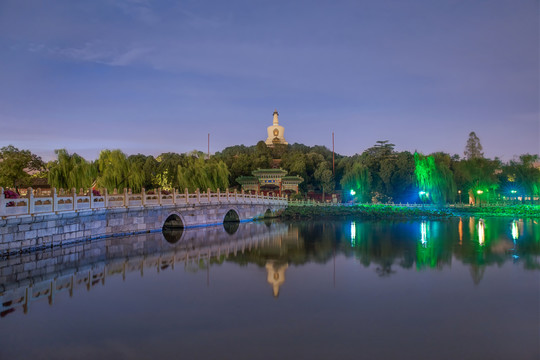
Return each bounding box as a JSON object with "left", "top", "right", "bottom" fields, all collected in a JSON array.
[{"left": 227, "top": 219, "right": 540, "bottom": 283}]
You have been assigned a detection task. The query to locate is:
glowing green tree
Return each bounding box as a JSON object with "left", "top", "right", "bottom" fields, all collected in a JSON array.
[
  {"left": 341, "top": 163, "right": 371, "bottom": 202},
  {"left": 414, "top": 152, "right": 456, "bottom": 204}
]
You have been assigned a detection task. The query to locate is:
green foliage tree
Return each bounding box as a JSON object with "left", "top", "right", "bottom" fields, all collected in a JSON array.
[
  {"left": 414, "top": 152, "right": 457, "bottom": 205},
  {"left": 455, "top": 157, "right": 500, "bottom": 204},
  {"left": 314, "top": 162, "right": 334, "bottom": 202},
  {"left": 464, "top": 131, "right": 484, "bottom": 159},
  {"left": 177, "top": 157, "right": 230, "bottom": 192},
  {"left": 0, "top": 145, "right": 44, "bottom": 191},
  {"left": 340, "top": 162, "right": 371, "bottom": 202},
  {"left": 128, "top": 154, "right": 159, "bottom": 190},
  {"left": 48, "top": 149, "right": 96, "bottom": 191},
  {"left": 96, "top": 149, "right": 145, "bottom": 192},
  {"left": 504, "top": 154, "right": 540, "bottom": 202},
  {"left": 156, "top": 152, "right": 186, "bottom": 189}
]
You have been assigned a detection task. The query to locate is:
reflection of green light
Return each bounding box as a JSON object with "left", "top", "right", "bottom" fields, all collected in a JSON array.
[
  {"left": 477, "top": 190, "right": 484, "bottom": 195},
  {"left": 511, "top": 220, "right": 519, "bottom": 240},
  {"left": 419, "top": 191, "right": 426, "bottom": 196},
  {"left": 420, "top": 221, "right": 427, "bottom": 246},
  {"left": 350, "top": 189, "right": 356, "bottom": 196},
  {"left": 478, "top": 220, "right": 485, "bottom": 246},
  {"left": 350, "top": 221, "right": 356, "bottom": 246},
  {"left": 510, "top": 190, "right": 517, "bottom": 194}
]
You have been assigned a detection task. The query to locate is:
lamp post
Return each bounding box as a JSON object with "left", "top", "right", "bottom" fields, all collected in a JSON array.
[
  {"left": 510, "top": 189, "right": 517, "bottom": 204},
  {"left": 458, "top": 190, "right": 462, "bottom": 206},
  {"left": 476, "top": 190, "right": 483, "bottom": 207}
]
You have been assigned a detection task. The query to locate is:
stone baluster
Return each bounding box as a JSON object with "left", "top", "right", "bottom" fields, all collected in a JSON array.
[
  {"left": 158, "top": 188, "right": 162, "bottom": 205},
  {"left": 241, "top": 189, "right": 245, "bottom": 203},
  {"left": 196, "top": 188, "right": 200, "bottom": 203},
  {"left": 89, "top": 188, "right": 94, "bottom": 209},
  {"left": 52, "top": 188, "right": 58, "bottom": 213},
  {"left": 28, "top": 187, "right": 34, "bottom": 215},
  {"left": 72, "top": 188, "right": 77, "bottom": 211},
  {"left": 217, "top": 188, "right": 220, "bottom": 203},
  {"left": 185, "top": 188, "right": 189, "bottom": 204},
  {"left": 172, "top": 188, "right": 176, "bottom": 205},
  {"left": 141, "top": 188, "right": 146, "bottom": 206},
  {"left": 234, "top": 189, "right": 237, "bottom": 201},
  {"left": 207, "top": 188, "right": 211, "bottom": 202},
  {"left": 104, "top": 188, "right": 109, "bottom": 208},
  {"left": 0, "top": 187, "right": 5, "bottom": 217},
  {"left": 123, "top": 188, "right": 128, "bottom": 207},
  {"left": 226, "top": 188, "right": 229, "bottom": 202}
]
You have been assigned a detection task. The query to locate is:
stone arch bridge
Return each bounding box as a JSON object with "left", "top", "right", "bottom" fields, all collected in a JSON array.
[{"left": 0, "top": 188, "right": 287, "bottom": 255}]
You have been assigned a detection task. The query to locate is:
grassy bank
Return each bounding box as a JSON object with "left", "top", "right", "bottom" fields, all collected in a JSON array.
[
  {"left": 281, "top": 205, "right": 453, "bottom": 220},
  {"left": 281, "top": 204, "right": 540, "bottom": 220},
  {"left": 452, "top": 205, "right": 540, "bottom": 218}
]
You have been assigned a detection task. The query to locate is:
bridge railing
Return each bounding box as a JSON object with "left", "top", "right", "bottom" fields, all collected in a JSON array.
[{"left": 0, "top": 187, "right": 288, "bottom": 218}]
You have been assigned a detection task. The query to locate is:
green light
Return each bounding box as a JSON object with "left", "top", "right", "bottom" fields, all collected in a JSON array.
[
  {"left": 477, "top": 190, "right": 483, "bottom": 195},
  {"left": 510, "top": 190, "right": 517, "bottom": 194},
  {"left": 419, "top": 191, "right": 426, "bottom": 196},
  {"left": 350, "top": 189, "right": 356, "bottom": 196}
]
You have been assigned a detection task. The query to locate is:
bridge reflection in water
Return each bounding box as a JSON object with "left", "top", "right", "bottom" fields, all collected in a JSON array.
[
  {"left": 0, "top": 220, "right": 298, "bottom": 317},
  {"left": 1, "top": 217, "right": 538, "bottom": 318}
]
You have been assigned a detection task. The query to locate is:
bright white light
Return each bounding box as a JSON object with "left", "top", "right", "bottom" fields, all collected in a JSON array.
[
  {"left": 511, "top": 220, "right": 519, "bottom": 241},
  {"left": 478, "top": 220, "right": 485, "bottom": 246},
  {"left": 351, "top": 222, "right": 356, "bottom": 246},
  {"left": 420, "top": 221, "right": 427, "bottom": 246}
]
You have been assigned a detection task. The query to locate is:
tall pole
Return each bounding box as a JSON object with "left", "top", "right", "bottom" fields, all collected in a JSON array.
[
  {"left": 207, "top": 133, "right": 210, "bottom": 160},
  {"left": 332, "top": 132, "right": 335, "bottom": 175}
]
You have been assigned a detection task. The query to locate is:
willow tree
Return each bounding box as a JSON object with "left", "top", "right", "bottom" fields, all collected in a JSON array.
[
  {"left": 340, "top": 162, "right": 371, "bottom": 202},
  {"left": 96, "top": 149, "right": 145, "bottom": 192},
  {"left": 177, "top": 157, "right": 230, "bottom": 192},
  {"left": 414, "top": 152, "right": 456, "bottom": 205},
  {"left": 48, "top": 149, "right": 96, "bottom": 191}
]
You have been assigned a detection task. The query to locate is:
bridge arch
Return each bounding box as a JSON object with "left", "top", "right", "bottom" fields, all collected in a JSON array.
[
  {"left": 223, "top": 208, "right": 240, "bottom": 223},
  {"left": 162, "top": 212, "right": 185, "bottom": 229},
  {"left": 162, "top": 212, "right": 186, "bottom": 244},
  {"left": 264, "top": 208, "right": 273, "bottom": 218}
]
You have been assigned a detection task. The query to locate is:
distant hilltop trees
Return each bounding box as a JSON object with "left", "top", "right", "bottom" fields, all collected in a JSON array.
[{"left": 1, "top": 132, "right": 539, "bottom": 205}]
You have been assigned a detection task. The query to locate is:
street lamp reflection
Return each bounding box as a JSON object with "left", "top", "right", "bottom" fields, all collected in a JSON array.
[{"left": 478, "top": 219, "right": 485, "bottom": 246}]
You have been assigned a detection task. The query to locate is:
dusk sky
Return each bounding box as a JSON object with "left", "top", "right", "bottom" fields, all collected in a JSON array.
[{"left": 1, "top": 0, "right": 538, "bottom": 161}]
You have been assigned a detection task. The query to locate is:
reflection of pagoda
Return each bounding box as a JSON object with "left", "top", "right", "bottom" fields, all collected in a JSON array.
[{"left": 265, "top": 260, "right": 288, "bottom": 297}]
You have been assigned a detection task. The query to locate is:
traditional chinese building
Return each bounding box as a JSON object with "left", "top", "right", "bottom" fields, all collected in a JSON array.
[
  {"left": 265, "top": 109, "right": 288, "bottom": 146},
  {"left": 236, "top": 169, "right": 303, "bottom": 196}
]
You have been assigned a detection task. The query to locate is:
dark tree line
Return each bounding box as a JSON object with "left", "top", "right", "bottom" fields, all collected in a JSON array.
[{"left": 2, "top": 131, "right": 539, "bottom": 203}]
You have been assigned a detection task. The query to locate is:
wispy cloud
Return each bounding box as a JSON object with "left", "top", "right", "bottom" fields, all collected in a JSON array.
[
  {"left": 113, "top": 0, "right": 160, "bottom": 25},
  {"left": 31, "top": 40, "right": 151, "bottom": 66}
]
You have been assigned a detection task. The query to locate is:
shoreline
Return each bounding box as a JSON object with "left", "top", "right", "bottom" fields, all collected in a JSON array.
[{"left": 281, "top": 204, "right": 540, "bottom": 220}]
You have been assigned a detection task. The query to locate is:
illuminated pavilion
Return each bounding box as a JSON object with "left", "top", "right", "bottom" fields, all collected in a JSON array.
[{"left": 236, "top": 169, "right": 303, "bottom": 196}]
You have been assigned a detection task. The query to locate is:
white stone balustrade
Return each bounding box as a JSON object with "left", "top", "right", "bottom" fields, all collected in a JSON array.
[{"left": 0, "top": 187, "right": 288, "bottom": 218}]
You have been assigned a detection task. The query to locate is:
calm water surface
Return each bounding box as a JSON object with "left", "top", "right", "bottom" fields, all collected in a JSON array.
[{"left": 0, "top": 218, "right": 538, "bottom": 360}]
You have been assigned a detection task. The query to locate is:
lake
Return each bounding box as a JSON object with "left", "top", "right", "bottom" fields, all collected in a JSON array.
[{"left": 0, "top": 217, "right": 538, "bottom": 359}]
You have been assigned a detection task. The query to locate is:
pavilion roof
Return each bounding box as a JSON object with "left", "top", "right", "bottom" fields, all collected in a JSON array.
[
  {"left": 236, "top": 176, "right": 258, "bottom": 184},
  {"left": 252, "top": 168, "right": 288, "bottom": 176}
]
